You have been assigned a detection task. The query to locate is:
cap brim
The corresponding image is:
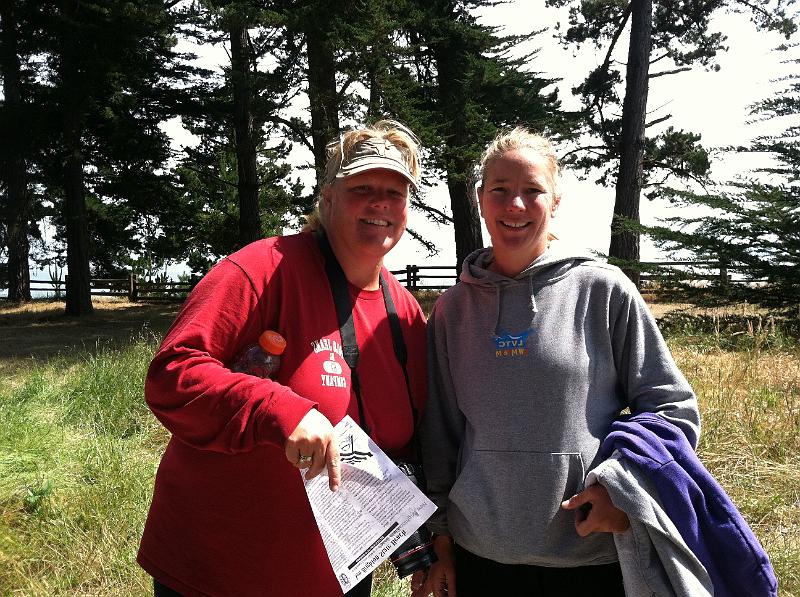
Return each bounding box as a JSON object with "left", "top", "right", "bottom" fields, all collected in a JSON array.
[{"left": 336, "top": 158, "right": 418, "bottom": 189}]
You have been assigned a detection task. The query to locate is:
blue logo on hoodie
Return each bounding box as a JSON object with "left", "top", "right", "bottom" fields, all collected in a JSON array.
[{"left": 493, "top": 329, "right": 532, "bottom": 357}]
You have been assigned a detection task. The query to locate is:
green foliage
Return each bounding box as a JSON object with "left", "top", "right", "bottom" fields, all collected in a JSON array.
[
  {"left": 171, "top": 1, "right": 307, "bottom": 271},
  {"left": 15, "top": 0, "right": 189, "bottom": 280},
  {"left": 648, "top": 50, "right": 800, "bottom": 305}
]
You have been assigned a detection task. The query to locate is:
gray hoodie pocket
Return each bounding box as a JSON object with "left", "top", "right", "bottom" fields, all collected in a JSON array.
[{"left": 448, "top": 450, "right": 588, "bottom": 564}]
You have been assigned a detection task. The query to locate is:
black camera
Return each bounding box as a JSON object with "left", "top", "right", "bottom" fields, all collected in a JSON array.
[{"left": 389, "top": 461, "right": 438, "bottom": 578}]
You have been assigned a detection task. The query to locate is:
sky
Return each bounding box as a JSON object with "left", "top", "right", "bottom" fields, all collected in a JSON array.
[{"left": 163, "top": 2, "right": 796, "bottom": 274}]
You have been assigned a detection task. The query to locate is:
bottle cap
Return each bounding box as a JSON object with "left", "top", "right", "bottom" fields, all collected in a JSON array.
[{"left": 258, "top": 330, "right": 287, "bottom": 355}]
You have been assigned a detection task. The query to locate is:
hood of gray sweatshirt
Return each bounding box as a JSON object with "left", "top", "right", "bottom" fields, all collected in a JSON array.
[{"left": 421, "top": 241, "right": 700, "bottom": 567}]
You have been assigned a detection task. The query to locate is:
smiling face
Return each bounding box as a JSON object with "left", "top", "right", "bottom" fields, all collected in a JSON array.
[
  {"left": 478, "top": 147, "right": 560, "bottom": 277},
  {"left": 323, "top": 168, "right": 410, "bottom": 264}
]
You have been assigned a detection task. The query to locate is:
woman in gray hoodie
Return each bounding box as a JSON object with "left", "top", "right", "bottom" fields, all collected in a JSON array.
[{"left": 415, "top": 128, "right": 700, "bottom": 597}]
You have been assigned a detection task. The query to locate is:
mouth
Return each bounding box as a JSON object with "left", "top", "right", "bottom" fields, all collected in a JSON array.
[
  {"left": 500, "top": 220, "right": 530, "bottom": 229},
  {"left": 361, "top": 218, "right": 391, "bottom": 227}
]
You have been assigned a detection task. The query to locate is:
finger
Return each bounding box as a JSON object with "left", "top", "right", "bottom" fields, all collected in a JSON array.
[
  {"left": 561, "top": 488, "right": 591, "bottom": 510},
  {"left": 326, "top": 436, "right": 341, "bottom": 492},
  {"left": 410, "top": 570, "right": 426, "bottom": 595},
  {"left": 574, "top": 512, "right": 594, "bottom": 537},
  {"left": 305, "top": 448, "right": 325, "bottom": 480},
  {"left": 434, "top": 569, "right": 455, "bottom": 597},
  {"left": 285, "top": 442, "right": 300, "bottom": 467}
]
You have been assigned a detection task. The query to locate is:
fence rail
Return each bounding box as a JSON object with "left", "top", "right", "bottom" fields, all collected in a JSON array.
[
  {"left": 390, "top": 265, "right": 459, "bottom": 290},
  {"left": 29, "top": 274, "right": 198, "bottom": 303},
  {"left": 25, "top": 260, "right": 760, "bottom": 300}
]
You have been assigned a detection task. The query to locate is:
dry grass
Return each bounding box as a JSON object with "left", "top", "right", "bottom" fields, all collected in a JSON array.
[{"left": 672, "top": 343, "right": 800, "bottom": 595}]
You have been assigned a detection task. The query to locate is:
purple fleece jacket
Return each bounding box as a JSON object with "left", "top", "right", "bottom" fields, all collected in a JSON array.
[{"left": 600, "top": 413, "right": 777, "bottom": 597}]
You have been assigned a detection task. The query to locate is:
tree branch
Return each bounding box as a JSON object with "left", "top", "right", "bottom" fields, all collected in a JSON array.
[
  {"left": 645, "top": 114, "right": 672, "bottom": 128},
  {"left": 558, "top": 145, "right": 610, "bottom": 161},
  {"left": 735, "top": 0, "right": 772, "bottom": 20},
  {"left": 650, "top": 52, "right": 670, "bottom": 65},
  {"left": 589, "top": 4, "right": 632, "bottom": 143},
  {"left": 644, "top": 160, "right": 711, "bottom": 191},
  {"left": 270, "top": 116, "right": 314, "bottom": 153},
  {"left": 411, "top": 198, "right": 453, "bottom": 224},
  {"left": 649, "top": 67, "right": 692, "bottom": 78},
  {"left": 181, "top": 165, "right": 238, "bottom": 189},
  {"left": 404, "top": 227, "right": 439, "bottom": 256},
  {"left": 598, "top": 4, "right": 633, "bottom": 80}
]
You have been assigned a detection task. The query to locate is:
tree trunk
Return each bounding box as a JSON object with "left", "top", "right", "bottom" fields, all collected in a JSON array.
[
  {"left": 433, "top": 37, "right": 483, "bottom": 268},
  {"left": 0, "top": 0, "right": 32, "bottom": 302},
  {"left": 447, "top": 172, "right": 483, "bottom": 268},
  {"left": 609, "top": 0, "right": 652, "bottom": 287},
  {"left": 230, "top": 22, "right": 261, "bottom": 247},
  {"left": 62, "top": 77, "right": 93, "bottom": 316},
  {"left": 305, "top": 21, "right": 340, "bottom": 184}
]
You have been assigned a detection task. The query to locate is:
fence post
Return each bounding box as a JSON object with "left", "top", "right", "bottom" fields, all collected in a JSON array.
[
  {"left": 129, "top": 273, "right": 138, "bottom": 301},
  {"left": 405, "top": 264, "right": 414, "bottom": 290}
]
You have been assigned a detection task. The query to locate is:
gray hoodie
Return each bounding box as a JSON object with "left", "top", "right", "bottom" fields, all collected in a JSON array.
[{"left": 420, "top": 242, "right": 700, "bottom": 567}]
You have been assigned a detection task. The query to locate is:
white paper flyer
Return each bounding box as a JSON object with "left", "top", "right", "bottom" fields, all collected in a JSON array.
[{"left": 302, "top": 415, "right": 437, "bottom": 592}]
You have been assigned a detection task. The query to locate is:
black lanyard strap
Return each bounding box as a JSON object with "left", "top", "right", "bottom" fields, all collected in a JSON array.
[{"left": 315, "top": 230, "right": 415, "bottom": 437}]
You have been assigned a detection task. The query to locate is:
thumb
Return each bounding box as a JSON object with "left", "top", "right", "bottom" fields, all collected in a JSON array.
[
  {"left": 561, "top": 489, "right": 589, "bottom": 510},
  {"left": 326, "top": 436, "right": 341, "bottom": 492}
]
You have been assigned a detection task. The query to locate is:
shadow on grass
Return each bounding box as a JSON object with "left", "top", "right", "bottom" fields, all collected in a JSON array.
[{"left": 0, "top": 299, "right": 180, "bottom": 375}]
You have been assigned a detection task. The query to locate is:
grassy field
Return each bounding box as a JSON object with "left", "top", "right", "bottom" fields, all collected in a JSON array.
[{"left": 1, "top": 298, "right": 798, "bottom": 596}]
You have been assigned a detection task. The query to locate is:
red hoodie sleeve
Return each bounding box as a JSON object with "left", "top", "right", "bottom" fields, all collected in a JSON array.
[{"left": 144, "top": 257, "right": 316, "bottom": 453}]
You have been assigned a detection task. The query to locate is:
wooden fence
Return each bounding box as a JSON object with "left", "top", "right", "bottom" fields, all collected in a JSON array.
[
  {"left": 30, "top": 274, "right": 198, "bottom": 303},
  {"left": 390, "top": 265, "right": 459, "bottom": 290},
  {"left": 393, "top": 260, "right": 751, "bottom": 290},
  {"left": 26, "top": 260, "right": 755, "bottom": 300}
]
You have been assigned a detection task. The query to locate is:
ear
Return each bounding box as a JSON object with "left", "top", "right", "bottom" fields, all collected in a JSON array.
[
  {"left": 322, "top": 183, "right": 333, "bottom": 206},
  {"left": 476, "top": 186, "right": 486, "bottom": 217},
  {"left": 550, "top": 193, "right": 561, "bottom": 217}
]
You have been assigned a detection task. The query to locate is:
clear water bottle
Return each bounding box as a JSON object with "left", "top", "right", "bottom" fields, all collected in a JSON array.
[{"left": 231, "top": 330, "right": 286, "bottom": 378}]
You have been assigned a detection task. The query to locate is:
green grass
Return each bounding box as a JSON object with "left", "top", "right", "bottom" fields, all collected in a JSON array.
[
  {"left": 0, "top": 334, "right": 166, "bottom": 596},
  {"left": 1, "top": 302, "right": 798, "bottom": 596}
]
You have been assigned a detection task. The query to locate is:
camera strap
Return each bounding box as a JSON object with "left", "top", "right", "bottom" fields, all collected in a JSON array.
[{"left": 315, "top": 230, "right": 417, "bottom": 439}]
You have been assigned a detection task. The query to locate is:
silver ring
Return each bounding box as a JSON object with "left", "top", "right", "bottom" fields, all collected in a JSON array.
[{"left": 298, "top": 454, "right": 312, "bottom": 466}]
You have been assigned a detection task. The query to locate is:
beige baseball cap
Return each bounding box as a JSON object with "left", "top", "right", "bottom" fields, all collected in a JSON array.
[{"left": 336, "top": 138, "right": 418, "bottom": 188}]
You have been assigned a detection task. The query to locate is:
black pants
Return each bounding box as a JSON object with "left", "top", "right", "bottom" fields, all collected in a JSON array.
[
  {"left": 154, "top": 573, "right": 372, "bottom": 596},
  {"left": 454, "top": 544, "right": 625, "bottom": 597}
]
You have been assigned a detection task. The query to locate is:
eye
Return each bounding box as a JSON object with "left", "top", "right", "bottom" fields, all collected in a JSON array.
[
  {"left": 489, "top": 186, "right": 507, "bottom": 195},
  {"left": 526, "top": 187, "right": 545, "bottom": 196}
]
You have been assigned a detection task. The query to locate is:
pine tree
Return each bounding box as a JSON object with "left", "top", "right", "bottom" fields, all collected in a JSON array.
[
  {"left": 380, "top": 0, "right": 572, "bottom": 267},
  {"left": 27, "top": 1, "right": 186, "bottom": 314},
  {"left": 172, "top": 1, "right": 304, "bottom": 271},
  {"left": 650, "top": 48, "right": 800, "bottom": 305},
  {"left": 545, "top": 0, "right": 796, "bottom": 285},
  {"left": 0, "top": 0, "right": 42, "bottom": 302}
]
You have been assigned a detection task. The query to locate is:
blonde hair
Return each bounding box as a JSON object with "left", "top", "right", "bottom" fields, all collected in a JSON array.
[
  {"left": 477, "top": 127, "right": 562, "bottom": 200},
  {"left": 302, "top": 120, "right": 421, "bottom": 232}
]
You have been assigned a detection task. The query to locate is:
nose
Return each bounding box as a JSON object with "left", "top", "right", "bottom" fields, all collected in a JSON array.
[
  {"left": 507, "top": 193, "right": 525, "bottom": 211},
  {"left": 370, "top": 192, "right": 390, "bottom": 209}
]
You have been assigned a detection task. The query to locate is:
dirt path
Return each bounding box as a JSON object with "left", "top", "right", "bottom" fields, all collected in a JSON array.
[{"left": 0, "top": 299, "right": 180, "bottom": 376}]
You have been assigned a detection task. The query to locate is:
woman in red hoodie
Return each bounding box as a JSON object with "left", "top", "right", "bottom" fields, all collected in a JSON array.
[{"left": 137, "top": 120, "right": 428, "bottom": 597}]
